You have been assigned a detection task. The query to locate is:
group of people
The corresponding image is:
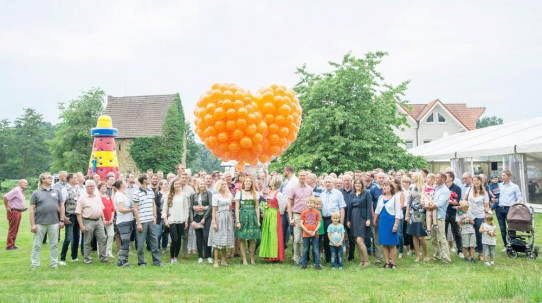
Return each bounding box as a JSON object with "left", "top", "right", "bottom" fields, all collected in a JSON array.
[{"left": 3, "top": 163, "right": 523, "bottom": 270}]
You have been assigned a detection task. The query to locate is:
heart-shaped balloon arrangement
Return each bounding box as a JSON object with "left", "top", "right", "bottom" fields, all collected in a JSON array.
[{"left": 194, "top": 83, "right": 302, "bottom": 170}]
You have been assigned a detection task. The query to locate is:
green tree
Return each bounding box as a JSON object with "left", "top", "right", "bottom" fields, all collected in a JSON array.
[
  {"left": 269, "top": 52, "right": 427, "bottom": 174},
  {"left": 0, "top": 119, "right": 18, "bottom": 182},
  {"left": 130, "top": 97, "right": 186, "bottom": 173},
  {"left": 185, "top": 123, "right": 222, "bottom": 173},
  {"left": 12, "top": 108, "right": 54, "bottom": 179},
  {"left": 476, "top": 116, "right": 503, "bottom": 129},
  {"left": 49, "top": 88, "right": 105, "bottom": 172}
]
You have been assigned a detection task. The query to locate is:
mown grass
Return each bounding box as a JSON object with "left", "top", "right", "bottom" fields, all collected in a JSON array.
[{"left": 0, "top": 198, "right": 541, "bottom": 303}]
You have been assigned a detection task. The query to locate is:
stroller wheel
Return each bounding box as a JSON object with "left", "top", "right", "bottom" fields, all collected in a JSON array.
[{"left": 507, "top": 249, "right": 518, "bottom": 259}]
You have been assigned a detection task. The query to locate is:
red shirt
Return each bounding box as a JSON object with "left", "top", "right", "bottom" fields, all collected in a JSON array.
[
  {"left": 101, "top": 195, "right": 115, "bottom": 221},
  {"left": 300, "top": 209, "right": 322, "bottom": 237}
]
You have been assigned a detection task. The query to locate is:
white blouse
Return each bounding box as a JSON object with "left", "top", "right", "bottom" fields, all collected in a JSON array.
[
  {"left": 375, "top": 194, "right": 402, "bottom": 218},
  {"left": 162, "top": 192, "right": 189, "bottom": 223}
]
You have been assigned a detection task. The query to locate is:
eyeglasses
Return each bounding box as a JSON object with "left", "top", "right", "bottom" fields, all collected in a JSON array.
[
  {"left": 42, "top": 176, "right": 52, "bottom": 180},
  {"left": 86, "top": 185, "right": 96, "bottom": 188}
]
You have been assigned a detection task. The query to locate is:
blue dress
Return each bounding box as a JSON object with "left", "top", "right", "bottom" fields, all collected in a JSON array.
[{"left": 379, "top": 200, "right": 399, "bottom": 245}]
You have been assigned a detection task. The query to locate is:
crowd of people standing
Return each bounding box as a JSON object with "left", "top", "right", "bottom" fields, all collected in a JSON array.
[{"left": 3, "top": 164, "right": 523, "bottom": 270}]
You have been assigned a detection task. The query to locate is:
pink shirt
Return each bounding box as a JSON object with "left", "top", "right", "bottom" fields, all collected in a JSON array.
[
  {"left": 288, "top": 183, "right": 313, "bottom": 214},
  {"left": 4, "top": 186, "right": 26, "bottom": 210}
]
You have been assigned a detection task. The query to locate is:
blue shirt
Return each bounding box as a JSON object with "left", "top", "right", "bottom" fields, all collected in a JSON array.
[
  {"left": 370, "top": 185, "right": 382, "bottom": 211},
  {"left": 327, "top": 223, "right": 345, "bottom": 245},
  {"left": 313, "top": 185, "right": 324, "bottom": 198},
  {"left": 498, "top": 182, "right": 522, "bottom": 207},
  {"left": 433, "top": 184, "right": 451, "bottom": 220},
  {"left": 320, "top": 188, "right": 346, "bottom": 217}
]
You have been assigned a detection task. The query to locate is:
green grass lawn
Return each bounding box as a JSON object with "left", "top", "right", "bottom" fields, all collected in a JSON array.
[{"left": 0, "top": 199, "right": 541, "bottom": 303}]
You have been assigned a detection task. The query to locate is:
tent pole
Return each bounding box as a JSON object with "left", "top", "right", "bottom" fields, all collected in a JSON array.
[{"left": 470, "top": 157, "right": 474, "bottom": 175}]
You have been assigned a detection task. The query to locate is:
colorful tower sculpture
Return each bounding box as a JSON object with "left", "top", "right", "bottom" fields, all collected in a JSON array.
[{"left": 87, "top": 115, "right": 120, "bottom": 181}]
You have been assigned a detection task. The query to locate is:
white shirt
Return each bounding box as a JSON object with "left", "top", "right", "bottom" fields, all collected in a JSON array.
[
  {"left": 375, "top": 194, "right": 402, "bottom": 218},
  {"left": 282, "top": 175, "right": 299, "bottom": 198}
]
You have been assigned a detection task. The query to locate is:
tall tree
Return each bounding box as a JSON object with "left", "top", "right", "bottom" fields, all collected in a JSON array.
[
  {"left": 13, "top": 108, "right": 54, "bottom": 179},
  {"left": 185, "top": 123, "right": 222, "bottom": 173},
  {"left": 269, "top": 52, "right": 427, "bottom": 174},
  {"left": 49, "top": 88, "right": 105, "bottom": 172},
  {"left": 476, "top": 116, "right": 503, "bottom": 129},
  {"left": 130, "top": 99, "right": 185, "bottom": 173},
  {"left": 0, "top": 119, "right": 18, "bottom": 181}
]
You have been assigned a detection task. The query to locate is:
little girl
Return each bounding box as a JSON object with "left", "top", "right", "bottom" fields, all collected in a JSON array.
[
  {"left": 422, "top": 173, "right": 437, "bottom": 235},
  {"left": 480, "top": 214, "right": 497, "bottom": 266}
]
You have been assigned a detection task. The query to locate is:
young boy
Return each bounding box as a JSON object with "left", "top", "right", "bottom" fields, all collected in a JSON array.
[
  {"left": 315, "top": 198, "right": 325, "bottom": 257},
  {"left": 327, "top": 211, "right": 345, "bottom": 270},
  {"left": 300, "top": 197, "right": 322, "bottom": 270},
  {"left": 480, "top": 214, "right": 497, "bottom": 266},
  {"left": 457, "top": 200, "right": 476, "bottom": 262},
  {"left": 488, "top": 174, "right": 500, "bottom": 210}
]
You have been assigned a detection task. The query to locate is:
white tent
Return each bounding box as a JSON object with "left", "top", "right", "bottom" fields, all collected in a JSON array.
[{"left": 409, "top": 117, "right": 542, "bottom": 212}]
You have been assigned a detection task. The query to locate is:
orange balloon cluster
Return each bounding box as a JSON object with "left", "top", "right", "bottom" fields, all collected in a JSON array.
[{"left": 194, "top": 83, "right": 302, "bottom": 169}]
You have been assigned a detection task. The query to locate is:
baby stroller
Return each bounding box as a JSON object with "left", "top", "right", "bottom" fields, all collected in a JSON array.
[{"left": 506, "top": 203, "right": 539, "bottom": 260}]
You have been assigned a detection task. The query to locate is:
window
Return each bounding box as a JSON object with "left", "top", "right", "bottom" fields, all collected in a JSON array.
[
  {"left": 426, "top": 113, "right": 434, "bottom": 123},
  {"left": 423, "top": 139, "right": 432, "bottom": 144},
  {"left": 405, "top": 140, "right": 414, "bottom": 150},
  {"left": 438, "top": 113, "right": 446, "bottom": 123}
]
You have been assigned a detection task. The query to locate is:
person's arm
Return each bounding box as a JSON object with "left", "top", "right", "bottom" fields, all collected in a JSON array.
[
  {"left": 255, "top": 194, "right": 260, "bottom": 227},
  {"left": 479, "top": 224, "right": 488, "bottom": 234},
  {"left": 202, "top": 193, "right": 213, "bottom": 223},
  {"left": 29, "top": 204, "right": 37, "bottom": 233},
  {"left": 116, "top": 201, "right": 132, "bottom": 214},
  {"left": 59, "top": 202, "right": 65, "bottom": 229},
  {"left": 400, "top": 192, "right": 405, "bottom": 209},
  {"left": 515, "top": 185, "right": 523, "bottom": 204},
  {"left": 484, "top": 192, "right": 490, "bottom": 213},
  {"left": 235, "top": 193, "right": 241, "bottom": 229},
  {"left": 3, "top": 194, "right": 10, "bottom": 214},
  {"left": 184, "top": 194, "right": 189, "bottom": 228},
  {"left": 346, "top": 195, "right": 353, "bottom": 227},
  {"left": 76, "top": 213, "right": 86, "bottom": 233},
  {"left": 288, "top": 197, "right": 294, "bottom": 226},
  {"left": 132, "top": 201, "right": 142, "bottom": 231},
  {"left": 151, "top": 194, "right": 157, "bottom": 227},
  {"left": 189, "top": 194, "right": 195, "bottom": 223},
  {"left": 339, "top": 194, "right": 346, "bottom": 225},
  {"left": 338, "top": 229, "right": 345, "bottom": 246},
  {"left": 327, "top": 230, "right": 334, "bottom": 245}
]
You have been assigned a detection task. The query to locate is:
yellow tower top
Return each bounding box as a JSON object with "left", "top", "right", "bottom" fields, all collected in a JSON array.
[{"left": 96, "top": 115, "right": 113, "bottom": 128}]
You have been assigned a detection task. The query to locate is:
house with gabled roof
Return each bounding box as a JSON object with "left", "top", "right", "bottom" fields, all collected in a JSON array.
[
  {"left": 395, "top": 99, "right": 485, "bottom": 149},
  {"left": 104, "top": 94, "right": 183, "bottom": 175}
]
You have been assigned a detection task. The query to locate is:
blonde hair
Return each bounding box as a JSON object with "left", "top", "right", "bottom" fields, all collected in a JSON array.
[
  {"left": 401, "top": 176, "right": 412, "bottom": 185},
  {"left": 485, "top": 214, "right": 494, "bottom": 223},
  {"left": 215, "top": 180, "right": 228, "bottom": 194},
  {"left": 426, "top": 173, "right": 436, "bottom": 184},
  {"left": 412, "top": 172, "right": 424, "bottom": 191},
  {"left": 331, "top": 211, "right": 340, "bottom": 219},
  {"left": 38, "top": 172, "right": 51, "bottom": 189},
  {"left": 195, "top": 179, "right": 207, "bottom": 194},
  {"left": 306, "top": 196, "right": 318, "bottom": 206},
  {"left": 459, "top": 200, "right": 469, "bottom": 209},
  {"left": 270, "top": 174, "right": 283, "bottom": 191},
  {"left": 313, "top": 197, "right": 322, "bottom": 205}
]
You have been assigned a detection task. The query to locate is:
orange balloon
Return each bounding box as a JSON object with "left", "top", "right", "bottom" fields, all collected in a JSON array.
[
  {"left": 274, "top": 115, "right": 285, "bottom": 126},
  {"left": 240, "top": 137, "right": 252, "bottom": 148},
  {"left": 214, "top": 107, "right": 226, "bottom": 120},
  {"left": 226, "top": 120, "right": 236, "bottom": 130},
  {"left": 232, "top": 129, "right": 244, "bottom": 140},
  {"left": 245, "top": 124, "right": 257, "bottom": 136},
  {"left": 264, "top": 114, "right": 274, "bottom": 124},
  {"left": 218, "top": 132, "right": 229, "bottom": 143},
  {"left": 236, "top": 119, "right": 247, "bottom": 129},
  {"left": 252, "top": 133, "right": 263, "bottom": 144},
  {"left": 269, "top": 134, "right": 279, "bottom": 144},
  {"left": 268, "top": 123, "right": 279, "bottom": 134},
  {"left": 237, "top": 107, "right": 248, "bottom": 118},
  {"left": 262, "top": 102, "right": 274, "bottom": 114},
  {"left": 214, "top": 120, "right": 225, "bottom": 131},
  {"left": 229, "top": 142, "right": 241, "bottom": 153}
]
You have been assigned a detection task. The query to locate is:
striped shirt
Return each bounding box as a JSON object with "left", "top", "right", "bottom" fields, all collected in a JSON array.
[{"left": 132, "top": 187, "right": 155, "bottom": 223}]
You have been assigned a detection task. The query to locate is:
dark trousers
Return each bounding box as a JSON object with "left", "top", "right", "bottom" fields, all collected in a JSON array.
[
  {"left": 6, "top": 210, "right": 22, "bottom": 248},
  {"left": 282, "top": 212, "right": 291, "bottom": 248},
  {"left": 169, "top": 223, "right": 186, "bottom": 259},
  {"left": 445, "top": 213, "right": 463, "bottom": 253},
  {"left": 323, "top": 217, "right": 333, "bottom": 262},
  {"left": 117, "top": 221, "right": 133, "bottom": 264},
  {"left": 345, "top": 226, "right": 355, "bottom": 260},
  {"left": 60, "top": 214, "right": 81, "bottom": 261},
  {"left": 194, "top": 215, "right": 212, "bottom": 259},
  {"left": 497, "top": 206, "right": 512, "bottom": 245},
  {"left": 161, "top": 231, "right": 169, "bottom": 250}
]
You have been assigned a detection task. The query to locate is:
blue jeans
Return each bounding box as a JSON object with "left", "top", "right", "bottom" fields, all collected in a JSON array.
[
  {"left": 397, "top": 218, "right": 404, "bottom": 253},
  {"left": 330, "top": 244, "right": 343, "bottom": 268},
  {"left": 60, "top": 214, "right": 80, "bottom": 261},
  {"left": 474, "top": 218, "right": 484, "bottom": 253},
  {"left": 302, "top": 236, "right": 320, "bottom": 267},
  {"left": 282, "top": 212, "right": 293, "bottom": 249}
]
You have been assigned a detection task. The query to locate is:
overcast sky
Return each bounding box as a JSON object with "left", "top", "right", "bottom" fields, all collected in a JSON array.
[{"left": 1, "top": 1, "right": 541, "bottom": 126}]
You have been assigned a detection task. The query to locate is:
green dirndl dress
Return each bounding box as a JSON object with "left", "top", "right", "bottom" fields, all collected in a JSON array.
[{"left": 235, "top": 191, "right": 261, "bottom": 240}]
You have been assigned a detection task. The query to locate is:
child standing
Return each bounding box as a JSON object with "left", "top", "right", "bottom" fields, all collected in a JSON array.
[
  {"left": 457, "top": 200, "right": 476, "bottom": 262},
  {"left": 422, "top": 174, "right": 437, "bottom": 235},
  {"left": 300, "top": 197, "right": 322, "bottom": 270},
  {"left": 327, "top": 211, "right": 345, "bottom": 270},
  {"left": 480, "top": 214, "right": 497, "bottom": 266},
  {"left": 315, "top": 199, "right": 325, "bottom": 257}
]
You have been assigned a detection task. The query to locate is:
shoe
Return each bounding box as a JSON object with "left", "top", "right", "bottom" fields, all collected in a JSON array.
[
  {"left": 118, "top": 263, "right": 132, "bottom": 268},
  {"left": 198, "top": 258, "right": 203, "bottom": 264},
  {"left": 398, "top": 253, "right": 403, "bottom": 259},
  {"left": 50, "top": 265, "right": 58, "bottom": 269},
  {"left": 458, "top": 252, "right": 465, "bottom": 259},
  {"left": 464, "top": 258, "right": 469, "bottom": 262},
  {"left": 31, "top": 265, "right": 38, "bottom": 270},
  {"left": 315, "top": 266, "right": 322, "bottom": 271},
  {"left": 295, "top": 262, "right": 300, "bottom": 267},
  {"left": 432, "top": 224, "right": 439, "bottom": 230},
  {"left": 339, "top": 267, "right": 343, "bottom": 270},
  {"left": 59, "top": 261, "right": 66, "bottom": 266},
  {"left": 301, "top": 266, "right": 307, "bottom": 269},
  {"left": 182, "top": 256, "right": 189, "bottom": 260},
  {"left": 170, "top": 259, "right": 176, "bottom": 265},
  {"left": 6, "top": 247, "right": 19, "bottom": 251},
  {"left": 101, "top": 260, "right": 113, "bottom": 264},
  {"left": 208, "top": 258, "right": 213, "bottom": 264},
  {"left": 451, "top": 248, "right": 456, "bottom": 253},
  {"left": 470, "top": 258, "right": 475, "bottom": 263},
  {"left": 71, "top": 258, "right": 79, "bottom": 262},
  {"left": 84, "top": 260, "right": 92, "bottom": 264},
  {"left": 107, "top": 254, "right": 114, "bottom": 258},
  {"left": 139, "top": 264, "right": 146, "bottom": 267},
  {"left": 484, "top": 261, "right": 491, "bottom": 266},
  {"left": 501, "top": 248, "right": 507, "bottom": 252},
  {"left": 154, "top": 263, "right": 165, "bottom": 267},
  {"left": 407, "top": 251, "right": 412, "bottom": 256},
  {"left": 490, "top": 261, "right": 494, "bottom": 265}
]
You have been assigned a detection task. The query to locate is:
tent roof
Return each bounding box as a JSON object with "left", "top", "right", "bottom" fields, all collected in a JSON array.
[{"left": 409, "top": 117, "right": 542, "bottom": 160}]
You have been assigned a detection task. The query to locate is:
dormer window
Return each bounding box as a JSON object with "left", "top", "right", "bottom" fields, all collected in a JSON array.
[
  {"left": 438, "top": 113, "right": 446, "bottom": 123},
  {"left": 426, "top": 113, "right": 434, "bottom": 123}
]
